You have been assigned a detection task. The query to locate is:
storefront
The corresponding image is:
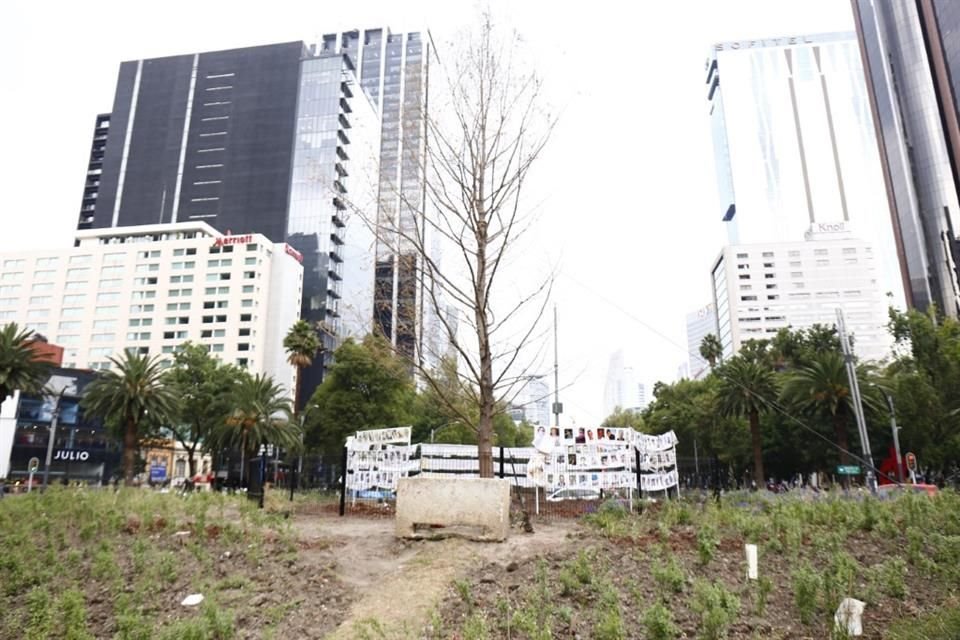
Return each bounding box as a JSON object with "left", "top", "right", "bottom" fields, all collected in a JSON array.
[{"left": 3, "top": 368, "right": 121, "bottom": 485}]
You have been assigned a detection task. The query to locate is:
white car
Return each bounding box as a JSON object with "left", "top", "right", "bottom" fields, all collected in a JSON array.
[{"left": 546, "top": 487, "right": 602, "bottom": 502}]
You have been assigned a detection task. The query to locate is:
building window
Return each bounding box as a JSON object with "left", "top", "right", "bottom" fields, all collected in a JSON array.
[
  {"left": 92, "top": 319, "right": 116, "bottom": 330},
  {"left": 30, "top": 283, "right": 53, "bottom": 293},
  {"left": 66, "top": 268, "right": 90, "bottom": 279},
  {"left": 69, "top": 255, "right": 92, "bottom": 265},
  {"left": 736, "top": 252, "right": 748, "bottom": 259},
  {"left": 814, "top": 249, "right": 828, "bottom": 256},
  {"left": 91, "top": 333, "right": 115, "bottom": 342},
  {"left": 240, "top": 314, "right": 252, "bottom": 322},
  {"left": 99, "top": 278, "right": 121, "bottom": 289},
  {"left": 61, "top": 307, "right": 84, "bottom": 317},
  {"left": 26, "top": 309, "right": 49, "bottom": 319},
  {"left": 95, "top": 306, "right": 119, "bottom": 316},
  {"left": 242, "top": 285, "right": 254, "bottom": 294},
  {"left": 64, "top": 281, "right": 85, "bottom": 291},
  {"left": 33, "top": 270, "right": 55, "bottom": 281},
  {"left": 738, "top": 274, "right": 750, "bottom": 280},
  {"left": 97, "top": 292, "right": 121, "bottom": 303},
  {"left": 29, "top": 296, "right": 52, "bottom": 305},
  {"left": 790, "top": 272, "right": 803, "bottom": 278},
  {"left": 238, "top": 328, "right": 250, "bottom": 337},
  {"left": 740, "top": 295, "right": 758, "bottom": 301},
  {"left": 102, "top": 266, "right": 125, "bottom": 276},
  {"left": 36, "top": 257, "right": 59, "bottom": 267},
  {"left": 3, "top": 259, "right": 25, "bottom": 269},
  {"left": 764, "top": 273, "right": 775, "bottom": 279},
  {"left": 129, "top": 304, "right": 155, "bottom": 313},
  {"left": 59, "top": 321, "right": 81, "bottom": 331}
]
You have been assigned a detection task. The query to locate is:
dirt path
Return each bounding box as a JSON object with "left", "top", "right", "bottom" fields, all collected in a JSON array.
[{"left": 291, "top": 515, "right": 579, "bottom": 638}]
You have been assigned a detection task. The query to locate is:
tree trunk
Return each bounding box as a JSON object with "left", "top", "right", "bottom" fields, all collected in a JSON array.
[
  {"left": 833, "top": 412, "right": 850, "bottom": 465},
  {"left": 187, "top": 448, "right": 196, "bottom": 478},
  {"left": 749, "top": 410, "right": 765, "bottom": 488},
  {"left": 123, "top": 418, "right": 137, "bottom": 487},
  {"left": 240, "top": 432, "right": 247, "bottom": 486}
]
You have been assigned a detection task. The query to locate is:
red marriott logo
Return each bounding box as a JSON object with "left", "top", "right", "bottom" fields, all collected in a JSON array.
[{"left": 213, "top": 234, "right": 253, "bottom": 247}]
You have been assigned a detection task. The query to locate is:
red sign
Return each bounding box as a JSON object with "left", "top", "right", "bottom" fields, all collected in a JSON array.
[
  {"left": 284, "top": 244, "right": 303, "bottom": 263},
  {"left": 213, "top": 234, "right": 253, "bottom": 247}
]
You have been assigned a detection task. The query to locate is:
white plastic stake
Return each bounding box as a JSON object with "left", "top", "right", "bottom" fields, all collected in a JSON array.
[{"left": 745, "top": 544, "right": 758, "bottom": 580}]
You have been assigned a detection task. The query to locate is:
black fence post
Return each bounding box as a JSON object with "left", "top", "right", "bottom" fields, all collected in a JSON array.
[
  {"left": 499, "top": 446, "right": 505, "bottom": 479},
  {"left": 338, "top": 446, "right": 347, "bottom": 517},
  {"left": 635, "top": 449, "right": 643, "bottom": 514}
]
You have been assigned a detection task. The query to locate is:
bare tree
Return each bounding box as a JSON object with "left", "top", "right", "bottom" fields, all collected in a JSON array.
[{"left": 363, "top": 16, "right": 556, "bottom": 477}]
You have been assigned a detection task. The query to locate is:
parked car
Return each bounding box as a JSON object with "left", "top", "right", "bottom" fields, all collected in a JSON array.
[
  {"left": 877, "top": 483, "right": 939, "bottom": 498},
  {"left": 546, "top": 487, "right": 602, "bottom": 502}
]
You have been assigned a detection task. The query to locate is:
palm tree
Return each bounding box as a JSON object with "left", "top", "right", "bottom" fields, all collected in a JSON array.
[
  {"left": 716, "top": 355, "right": 778, "bottom": 486},
  {"left": 216, "top": 373, "right": 297, "bottom": 484},
  {"left": 0, "top": 323, "right": 50, "bottom": 413},
  {"left": 81, "top": 352, "right": 176, "bottom": 486},
  {"left": 282, "top": 320, "right": 321, "bottom": 414},
  {"left": 699, "top": 334, "right": 723, "bottom": 369},
  {"left": 781, "top": 351, "right": 881, "bottom": 470}
]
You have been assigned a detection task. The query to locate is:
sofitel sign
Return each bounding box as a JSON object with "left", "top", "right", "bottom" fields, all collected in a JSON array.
[
  {"left": 213, "top": 234, "right": 253, "bottom": 247},
  {"left": 715, "top": 36, "right": 815, "bottom": 51}
]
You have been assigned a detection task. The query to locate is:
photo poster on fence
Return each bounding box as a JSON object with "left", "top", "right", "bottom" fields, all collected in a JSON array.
[
  {"left": 528, "top": 427, "right": 637, "bottom": 491},
  {"left": 636, "top": 429, "right": 679, "bottom": 495},
  {"left": 345, "top": 426, "right": 414, "bottom": 492}
]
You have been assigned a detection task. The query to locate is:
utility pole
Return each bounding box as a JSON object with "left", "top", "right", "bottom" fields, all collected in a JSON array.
[
  {"left": 552, "top": 305, "right": 562, "bottom": 427},
  {"left": 836, "top": 309, "right": 876, "bottom": 493}
]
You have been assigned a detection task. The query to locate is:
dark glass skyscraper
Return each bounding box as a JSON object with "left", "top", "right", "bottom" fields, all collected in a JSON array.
[
  {"left": 78, "top": 41, "right": 381, "bottom": 402},
  {"left": 852, "top": 0, "right": 960, "bottom": 317}
]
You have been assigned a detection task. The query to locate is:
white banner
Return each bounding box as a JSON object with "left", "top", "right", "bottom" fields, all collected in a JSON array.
[
  {"left": 634, "top": 430, "right": 679, "bottom": 453},
  {"left": 349, "top": 426, "right": 411, "bottom": 447},
  {"left": 639, "top": 449, "right": 676, "bottom": 471},
  {"left": 640, "top": 469, "right": 679, "bottom": 492},
  {"left": 346, "top": 427, "right": 414, "bottom": 492}
]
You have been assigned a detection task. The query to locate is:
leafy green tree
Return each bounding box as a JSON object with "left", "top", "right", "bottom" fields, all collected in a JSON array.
[
  {"left": 82, "top": 352, "right": 177, "bottom": 486},
  {"left": 886, "top": 307, "right": 960, "bottom": 470},
  {"left": 167, "top": 343, "right": 243, "bottom": 477},
  {"left": 781, "top": 351, "right": 882, "bottom": 470},
  {"left": 283, "top": 319, "right": 321, "bottom": 413},
  {"left": 715, "top": 355, "right": 779, "bottom": 485},
  {"left": 213, "top": 372, "right": 296, "bottom": 484},
  {"left": 699, "top": 334, "right": 723, "bottom": 369},
  {"left": 305, "top": 335, "right": 415, "bottom": 459},
  {"left": 0, "top": 323, "right": 50, "bottom": 414},
  {"left": 601, "top": 406, "right": 646, "bottom": 431}
]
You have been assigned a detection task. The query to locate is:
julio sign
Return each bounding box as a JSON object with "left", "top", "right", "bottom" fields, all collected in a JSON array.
[{"left": 52, "top": 450, "right": 90, "bottom": 462}]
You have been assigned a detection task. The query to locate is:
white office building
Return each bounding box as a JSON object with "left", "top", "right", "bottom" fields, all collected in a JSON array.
[
  {"left": 685, "top": 303, "right": 718, "bottom": 379},
  {"left": 706, "top": 32, "right": 906, "bottom": 309},
  {"left": 0, "top": 222, "right": 303, "bottom": 395},
  {"left": 710, "top": 225, "right": 891, "bottom": 362}
]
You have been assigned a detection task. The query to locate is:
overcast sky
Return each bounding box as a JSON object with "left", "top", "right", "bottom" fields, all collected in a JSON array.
[{"left": 1, "top": 0, "right": 855, "bottom": 425}]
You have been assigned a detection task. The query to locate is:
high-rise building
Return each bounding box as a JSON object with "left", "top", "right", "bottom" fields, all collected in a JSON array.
[
  {"left": 851, "top": 0, "right": 960, "bottom": 317},
  {"left": 507, "top": 377, "right": 551, "bottom": 427},
  {"left": 710, "top": 226, "right": 890, "bottom": 361},
  {"left": 0, "top": 222, "right": 303, "bottom": 390},
  {"left": 320, "top": 29, "right": 431, "bottom": 364},
  {"left": 707, "top": 33, "right": 906, "bottom": 309},
  {"left": 685, "top": 303, "right": 718, "bottom": 379},
  {"left": 602, "top": 350, "right": 645, "bottom": 417},
  {"left": 75, "top": 41, "right": 382, "bottom": 402}
]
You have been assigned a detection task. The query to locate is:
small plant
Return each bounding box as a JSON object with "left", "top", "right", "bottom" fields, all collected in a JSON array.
[
  {"left": 25, "top": 587, "right": 53, "bottom": 640},
  {"left": 60, "top": 587, "right": 95, "bottom": 640},
  {"left": 455, "top": 579, "right": 474, "bottom": 613},
  {"left": 463, "top": 611, "right": 490, "bottom": 640},
  {"left": 652, "top": 554, "right": 686, "bottom": 595},
  {"left": 697, "top": 525, "right": 719, "bottom": 566},
  {"left": 642, "top": 602, "right": 679, "bottom": 640},
  {"left": 877, "top": 557, "right": 908, "bottom": 598},
  {"left": 571, "top": 549, "right": 594, "bottom": 585},
  {"left": 755, "top": 576, "right": 773, "bottom": 617},
  {"left": 792, "top": 563, "right": 821, "bottom": 625},
  {"left": 691, "top": 579, "right": 740, "bottom": 640},
  {"left": 821, "top": 551, "right": 859, "bottom": 613},
  {"left": 593, "top": 582, "right": 625, "bottom": 640}
]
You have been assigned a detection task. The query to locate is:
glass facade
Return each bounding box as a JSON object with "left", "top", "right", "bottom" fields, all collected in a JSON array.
[
  {"left": 323, "top": 28, "right": 431, "bottom": 363},
  {"left": 708, "top": 33, "right": 906, "bottom": 309},
  {"left": 853, "top": 0, "right": 960, "bottom": 316}
]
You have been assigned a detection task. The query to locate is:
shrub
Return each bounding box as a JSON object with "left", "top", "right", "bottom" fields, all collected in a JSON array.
[
  {"left": 697, "top": 525, "right": 719, "bottom": 566},
  {"left": 792, "top": 563, "right": 821, "bottom": 625},
  {"left": 642, "top": 602, "right": 679, "bottom": 640},
  {"left": 652, "top": 554, "right": 686, "bottom": 595},
  {"left": 755, "top": 576, "right": 773, "bottom": 617},
  {"left": 691, "top": 579, "right": 740, "bottom": 640}
]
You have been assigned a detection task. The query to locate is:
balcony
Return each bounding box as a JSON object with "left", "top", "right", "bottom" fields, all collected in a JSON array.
[
  {"left": 340, "top": 97, "right": 352, "bottom": 113},
  {"left": 333, "top": 180, "right": 346, "bottom": 194},
  {"left": 327, "top": 269, "right": 342, "bottom": 282},
  {"left": 330, "top": 233, "right": 344, "bottom": 246},
  {"left": 332, "top": 196, "right": 346, "bottom": 211},
  {"left": 337, "top": 130, "right": 350, "bottom": 145},
  {"left": 336, "top": 146, "right": 349, "bottom": 161},
  {"left": 338, "top": 113, "right": 351, "bottom": 129},
  {"left": 334, "top": 162, "right": 348, "bottom": 178},
  {"left": 327, "top": 288, "right": 341, "bottom": 300},
  {"left": 329, "top": 250, "right": 343, "bottom": 264},
  {"left": 331, "top": 213, "right": 345, "bottom": 228},
  {"left": 340, "top": 81, "right": 353, "bottom": 99}
]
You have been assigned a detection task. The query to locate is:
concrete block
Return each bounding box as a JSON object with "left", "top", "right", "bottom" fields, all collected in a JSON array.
[{"left": 396, "top": 477, "right": 511, "bottom": 542}]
